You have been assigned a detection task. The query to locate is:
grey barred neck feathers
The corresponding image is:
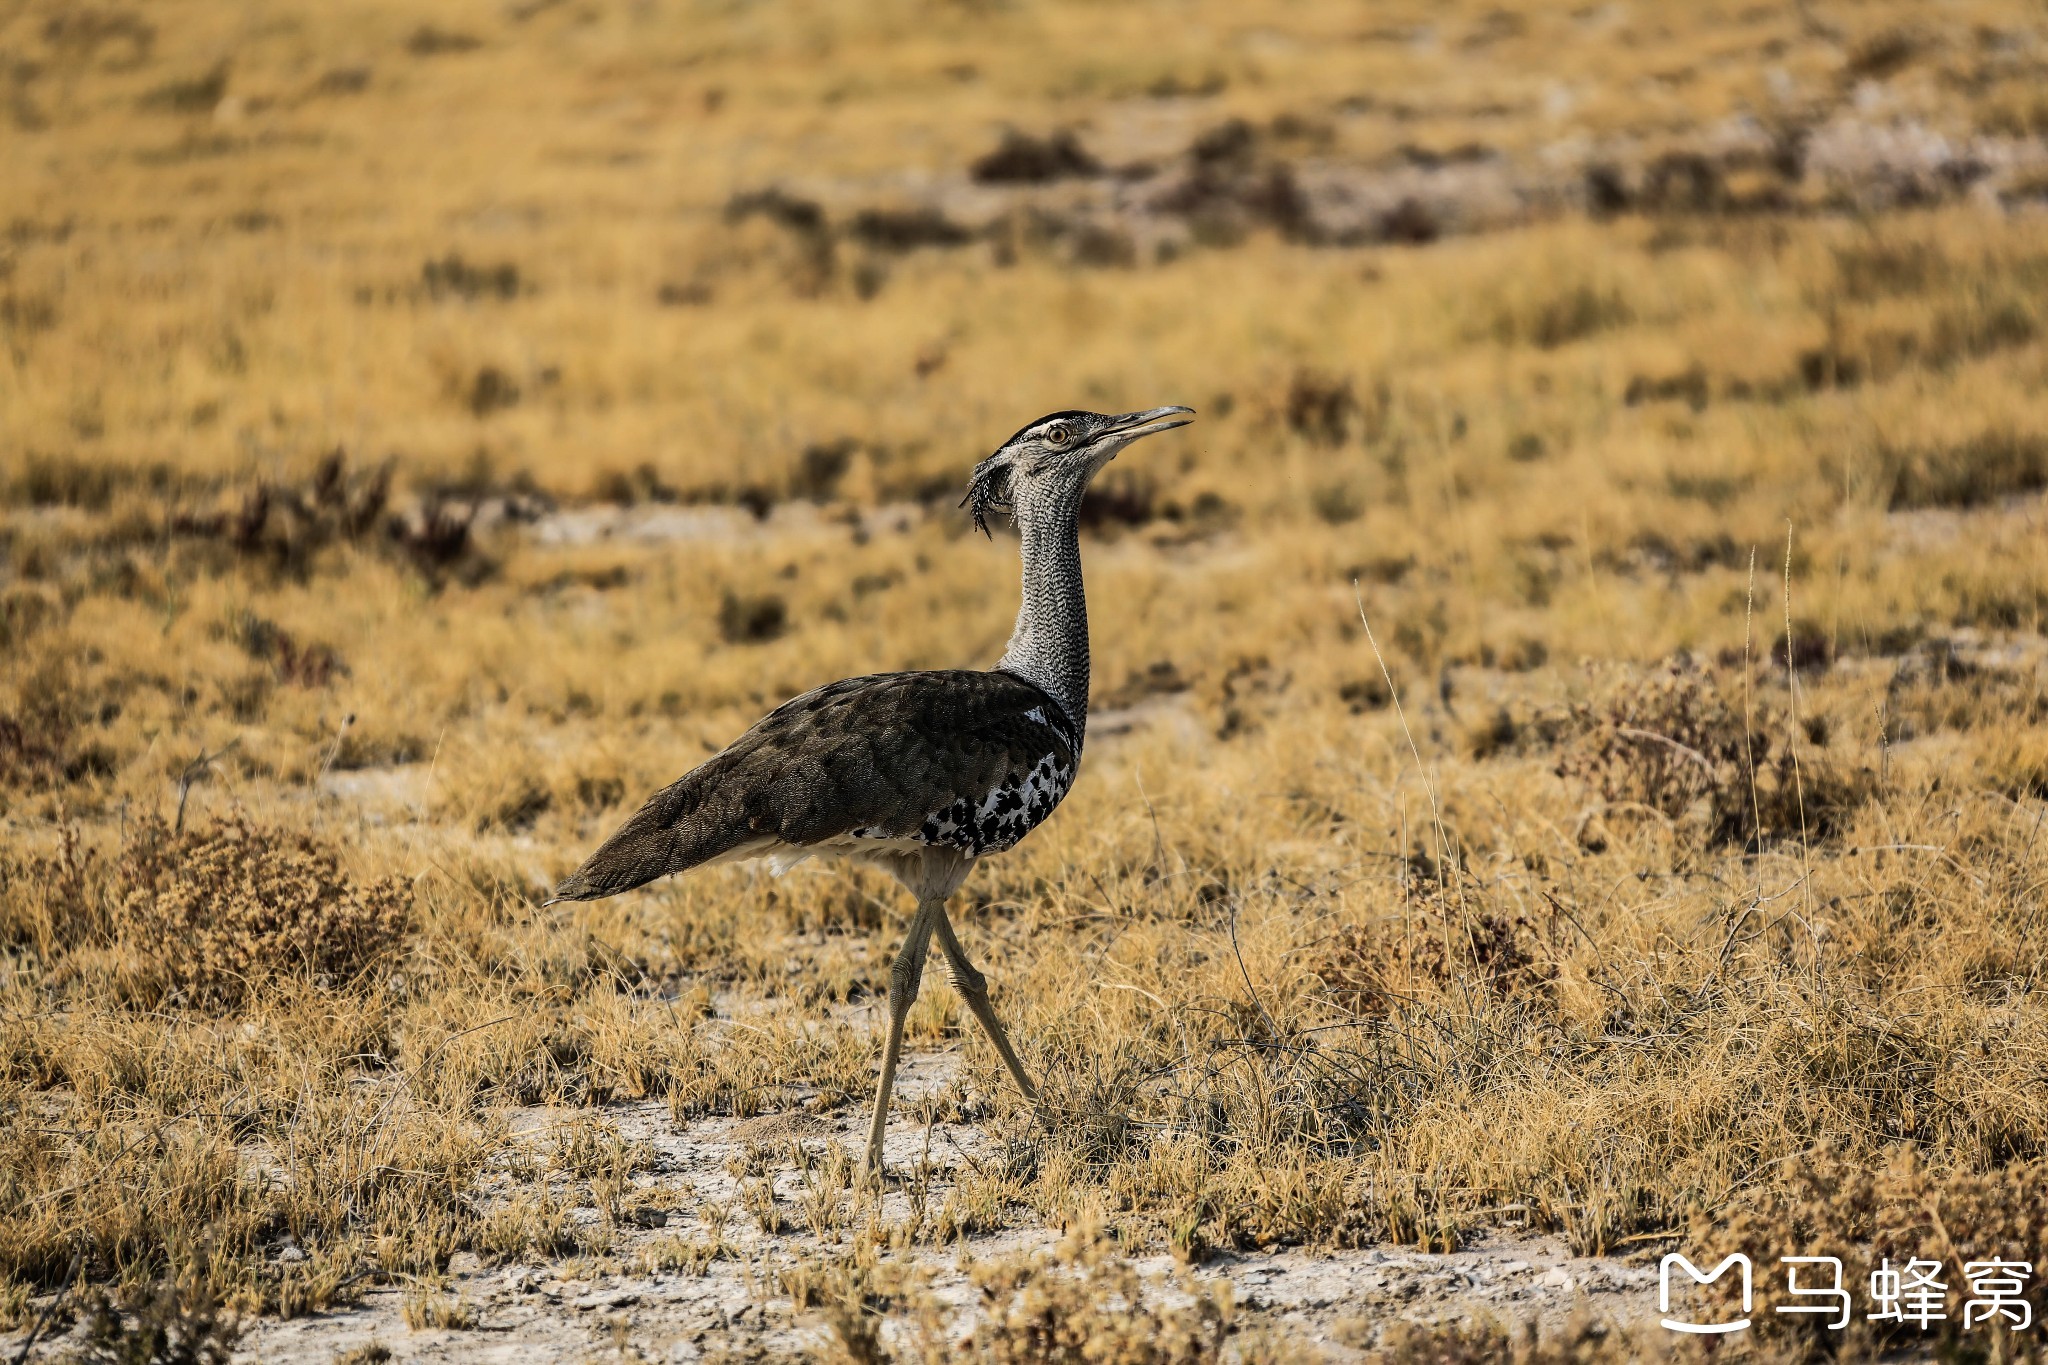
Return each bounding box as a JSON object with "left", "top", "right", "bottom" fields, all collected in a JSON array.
[
  {"left": 994, "top": 464, "right": 1094, "bottom": 742},
  {"left": 977, "top": 406, "right": 1194, "bottom": 738}
]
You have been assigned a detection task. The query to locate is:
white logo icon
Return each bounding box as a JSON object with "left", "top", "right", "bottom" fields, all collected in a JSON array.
[{"left": 1660, "top": 1253, "right": 1753, "bottom": 1335}]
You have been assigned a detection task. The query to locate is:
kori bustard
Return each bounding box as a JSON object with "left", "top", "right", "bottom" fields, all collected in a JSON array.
[{"left": 550, "top": 406, "right": 1196, "bottom": 1175}]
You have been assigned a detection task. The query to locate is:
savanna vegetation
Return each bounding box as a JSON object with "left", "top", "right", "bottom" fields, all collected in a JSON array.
[{"left": 5, "top": 0, "right": 2048, "bottom": 1359}]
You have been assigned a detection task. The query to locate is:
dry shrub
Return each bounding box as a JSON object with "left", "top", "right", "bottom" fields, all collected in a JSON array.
[
  {"left": 399, "top": 1285, "right": 477, "bottom": 1330},
  {"left": 0, "top": 659, "right": 117, "bottom": 800},
  {"left": 962, "top": 1224, "right": 1230, "bottom": 1365},
  {"left": 385, "top": 497, "right": 497, "bottom": 588},
  {"left": 719, "top": 591, "right": 789, "bottom": 644},
  {"left": 120, "top": 815, "right": 410, "bottom": 1008},
  {"left": 169, "top": 449, "right": 389, "bottom": 577},
  {"left": 1556, "top": 658, "right": 1870, "bottom": 847},
  {"left": 0, "top": 819, "right": 113, "bottom": 956},
  {"left": 0, "top": 1110, "right": 262, "bottom": 1292},
  {"left": 1077, "top": 470, "right": 1159, "bottom": 531},
  {"left": 1183, "top": 1149, "right": 1381, "bottom": 1257},
  {"left": 165, "top": 451, "right": 509, "bottom": 588},
  {"left": 1035, "top": 1052, "right": 1146, "bottom": 1168},
  {"left": 1278, "top": 369, "right": 1358, "bottom": 445},
  {"left": 796, "top": 1247, "right": 944, "bottom": 1362},
  {"left": 1557, "top": 658, "right": 1753, "bottom": 820},
  {"left": 1884, "top": 430, "right": 2048, "bottom": 510},
  {"left": 970, "top": 129, "right": 1101, "bottom": 185},
  {"left": 222, "top": 610, "right": 348, "bottom": 688},
  {"left": 1692, "top": 1145, "right": 2048, "bottom": 1361},
  {"left": 1367, "top": 1312, "right": 1666, "bottom": 1364},
  {"left": 1313, "top": 908, "right": 1553, "bottom": 1017},
  {"left": 1489, "top": 280, "right": 1634, "bottom": 350},
  {"left": 850, "top": 207, "right": 975, "bottom": 252},
  {"left": 419, "top": 253, "right": 519, "bottom": 301},
  {"left": 1884, "top": 639, "right": 2047, "bottom": 740},
  {"left": 69, "top": 1279, "right": 243, "bottom": 1365}
]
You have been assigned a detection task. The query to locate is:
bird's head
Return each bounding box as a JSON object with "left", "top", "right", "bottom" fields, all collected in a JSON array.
[{"left": 963, "top": 406, "right": 1195, "bottom": 535}]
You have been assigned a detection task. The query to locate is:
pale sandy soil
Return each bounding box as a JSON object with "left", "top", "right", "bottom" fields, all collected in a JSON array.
[
  {"left": 6, "top": 1031, "right": 1662, "bottom": 1364},
  {"left": 232, "top": 1230, "right": 1655, "bottom": 1363},
  {"left": 228, "top": 1038, "right": 1656, "bottom": 1364}
]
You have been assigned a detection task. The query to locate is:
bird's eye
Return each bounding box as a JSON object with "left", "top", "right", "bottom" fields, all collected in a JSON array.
[{"left": 1044, "top": 422, "right": 1071, "bottom": 446}]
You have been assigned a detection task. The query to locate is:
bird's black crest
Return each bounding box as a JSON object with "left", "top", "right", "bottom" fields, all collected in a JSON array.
[
  {"left": 961, "top": 451, "right": 1014, "bottom": 536},
  {"left": 996, "top": 409, "right": 1092, "bottom": 451},
  {"left": 961, "top": 411, "right": 1093, "bottom": 536}
]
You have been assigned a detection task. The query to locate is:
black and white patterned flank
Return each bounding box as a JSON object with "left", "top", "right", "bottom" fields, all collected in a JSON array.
[{"left": 891, "top": 699, "right": 1078, "bottom": 856}]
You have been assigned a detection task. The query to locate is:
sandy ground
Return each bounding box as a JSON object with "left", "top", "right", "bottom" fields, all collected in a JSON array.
[
  {"left": 229, "top": 1042, "right": 1658, "bottom": 1364},
  {"left": 236, "top": 1230, "right": 1656, "bottom": 1363},
  {"left": 6, "top": 1035, "right": 1662, "bottom": 1363}
]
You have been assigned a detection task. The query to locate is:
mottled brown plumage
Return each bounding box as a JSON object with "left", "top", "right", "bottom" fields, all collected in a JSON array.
[{"left": 550, "top": 670, "right": 1079, "bottom": 901}]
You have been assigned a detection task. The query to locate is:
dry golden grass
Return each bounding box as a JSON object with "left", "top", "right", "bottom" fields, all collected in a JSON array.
[{"left": 6, "top": 0, "right": 2048, "bottom": 1355}]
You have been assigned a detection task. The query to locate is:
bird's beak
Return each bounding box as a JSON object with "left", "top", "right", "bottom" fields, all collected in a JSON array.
[{"left": 1103, "top": 406, "right": 1196, "bottom": 442}]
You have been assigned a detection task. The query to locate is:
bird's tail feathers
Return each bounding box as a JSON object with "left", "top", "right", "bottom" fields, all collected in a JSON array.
[{"left": 546, "top": 780, "right": 753, "bottom": 902}]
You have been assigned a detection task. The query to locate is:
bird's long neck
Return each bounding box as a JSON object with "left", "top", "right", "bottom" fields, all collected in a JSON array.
[{"left": 996, "top": 479, "right": 1090, "bottom": 741}]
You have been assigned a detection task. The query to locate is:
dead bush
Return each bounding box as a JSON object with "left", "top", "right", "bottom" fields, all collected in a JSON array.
[
  {"left": 1146, "top": 119, "right": 1309, "bottom": 245},
  {"left": 970, "top": 129, "right": 1100, "bottom": 184},
  {"left": 386, "top": 497, "right": 495, "bottom": 587},
  {"left": 1556, "top": 659, "right": 1870, "bottom": 847},
  {"left": 0, "top": 820, "right": 111, "bottom": 955},
  {"left": 719, "top": 591, "right": 788, "bottom": 644},
  {"left": 848, "top": 207, "right": 974, "bottom": 252},
  {"left": 1313, "top": 908, "right": 1553, "bottom": 1016},
  {"left": 463, "top": 364, "right": 519, "bottom": 415},
  {"left": 70, "top": 1279, "right": 243, "bottom": 1365},
  {"left": 0, "top": 656, "right": 118, "bottom": 800},
  {"left": 1337, "top": 676, "right": 1393, "bottom": 713},
  {"left": 1885, "top": 639, "right": 2048, "bottom": 740},
  {"left": 222, "top": 610, "right": 348, "bottom": 688},
  {"left": 1077, "top": 470, "right": 1158, "bottom": 531},
  {"left": 1367, "top": 1312, "right": 1661, "bottom": 1364},
  {"left": 792, "top": 438, "right": 857, "bottom": 501},
  {"left": 1557, "top": 659, "right": 1754, "bottom": 818},
  {"left": 420, "top": 253, "right": 519, "bottom": 301},
  {"left": 1279, "top": 370, "right": 1358, "bottom": 445},
  {"left": 1099, "top": 660, "right": 1193, "bottom": 709},
  {"left": 170, "top": 449, "right": 390, "bottom": 576},
  {"left": 1883, "top": 430, "right": 2048, "bottom": 510},
  {"left": 405, "top": 26, "right": 480, "bottom": 56},
  {"left": 1490, "top": 281, "right": 1634, "bottom": 350},
  {"left": 1692, "top": 1145, "right": 2048, "bottom": 1361},
  {"left": 962, "top": 1224, "right": 1230, "bottom": 1365},
  {"left": 119, "top": 815, "right": 410, "bottom": 1008}
]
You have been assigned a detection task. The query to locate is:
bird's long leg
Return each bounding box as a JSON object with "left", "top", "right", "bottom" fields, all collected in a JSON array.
[
  {"left": 933, "top": 905, "right": 1038, "bottom": 1102},
  {"left": 864, "top": 897, "right": 941, "bottom": 1179}
]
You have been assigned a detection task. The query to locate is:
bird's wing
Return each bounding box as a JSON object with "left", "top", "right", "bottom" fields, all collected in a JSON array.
[{"left": 549, "top": 670, "right": 1080, "bottom": 901}]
